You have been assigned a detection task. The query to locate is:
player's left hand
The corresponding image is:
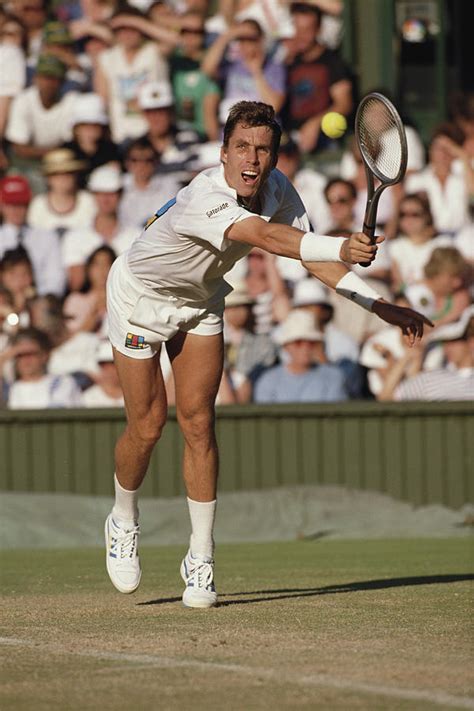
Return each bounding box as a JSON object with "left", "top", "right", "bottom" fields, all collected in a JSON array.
[
  {"left": 340, "top": 233, "right": 384, "bottom": 264},
  {"left": 372, "top": 300, "right": 434, "bottom": 346}
]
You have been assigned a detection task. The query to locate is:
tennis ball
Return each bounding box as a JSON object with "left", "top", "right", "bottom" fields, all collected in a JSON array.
[{"left": 321, "top": 112, "right": 347, "bottom": 139}]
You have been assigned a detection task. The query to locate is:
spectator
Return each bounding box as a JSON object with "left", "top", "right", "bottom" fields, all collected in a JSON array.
[
  {"left": 169, "top": 11, "right": 220, "bottom": 141},
  {"left": 245, "top": 249, "right": 290, "bottom": 334},
  {"left": 377, "top": 305, "right": 474, "bottom": 401},
  {"left": 0, "top": 247, "right": 35, "bottom": 316},
  {"left": 61, "top": 164, "right": 139, "bottom": 291},
  {"left": 7, "top": 327, "right": 82, "bottom": 409},
  {"left": 201, "top": 18, "right": 286, "bottom": 122},
  {"left": 282, "top": 2, "right": 353, "bottom": 153},
  {"left": 119, "top": 137, "right": 181, "bottom": 228},
  {"left": 81, "top": 340, "right": 125, "bottom": 407},
  {"left": 454, "top": 220, "right": 474, "bottom": 266},
  {"left": 41, "top": 21, "right": 89, "bottom": 94},
  {"left": 27, "top": 148, "right": 96, "bottom": 234},
  {"left": 389, "top": 193, "right": 451, "bottom": 293},
  {"left": 94, "top": 6, "right": 169, "bottom": 144},
  {"left": 68, "top": 19, "right": 114, "bottom": 93},
  {"left": 0, "top": 175, "right": 66, "bottom": 297},
  {"left": 0, "top": 16, "right": 27, "bottom": 170},
  {"left": 5, "top": 54, "right": 79, "bottom": 167},
  {"left": 324, "top": 177, "right": 391, "bottom": 283},
  {"left": 405, "top": 123, "right": 473, "bottom": 235},
  {"left": 63, "top": 92, "right": 121, "bottom": 175},
  {"left": 405, "top": 247, "right": 471, "bottom": 327},
  {"left": 223, "top": 282, "right": 277, "bottom": 400},
  {"left": 63, "top": 245, "right": 116, "bottom": 336},
  {"left": 254, "top": 308, "right": 348, "bottom": 403},
  {"left": 136, "top": 80, "right": 195, "bottom": 177},
  {"left": 10, "top": 0, "right": 47, "bottom": 73}
]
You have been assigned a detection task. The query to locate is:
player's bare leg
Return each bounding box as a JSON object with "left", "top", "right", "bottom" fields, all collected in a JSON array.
[
  {"left": 105, "top": 348, "right": 168, "bottom": 594},
  {"left": 167, "top": 331, "right": 224, "bottom": 607}
]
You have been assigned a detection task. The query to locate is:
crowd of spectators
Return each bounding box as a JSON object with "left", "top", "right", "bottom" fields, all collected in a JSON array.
[{"left": 0, "top": 0, "right": 473, "bottom": 409}]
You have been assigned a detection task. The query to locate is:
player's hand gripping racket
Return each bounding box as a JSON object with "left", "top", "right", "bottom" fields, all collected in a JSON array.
[{"left": 355, "top": 92, "right": 408, "bottom": 267}]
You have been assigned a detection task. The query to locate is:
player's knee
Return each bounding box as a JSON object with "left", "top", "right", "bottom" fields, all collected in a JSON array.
[
  {"left": 130, "top": 412, "right": 166, "bottom": 449},
  {"left": 179, "top": 408, "right": 215, "bottom": 446}
]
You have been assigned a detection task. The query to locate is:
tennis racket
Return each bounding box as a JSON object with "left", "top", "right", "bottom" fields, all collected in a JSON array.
[{"left": 355, "top": 92, "right": 408, "bottom": 267}]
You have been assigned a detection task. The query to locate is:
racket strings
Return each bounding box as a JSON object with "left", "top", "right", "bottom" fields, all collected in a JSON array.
[{"left": 357, "top": 97, "right": 403, "bottom": 181}]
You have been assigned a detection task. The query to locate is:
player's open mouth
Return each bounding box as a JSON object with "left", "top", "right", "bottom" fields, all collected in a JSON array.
[{"left": 241, "top": 170, "right": 259, "bottom": 186}]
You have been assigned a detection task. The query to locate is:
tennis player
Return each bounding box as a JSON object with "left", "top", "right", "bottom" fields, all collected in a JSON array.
[{"left": 105, "top": 101, "right": 430, "bottom": 607}]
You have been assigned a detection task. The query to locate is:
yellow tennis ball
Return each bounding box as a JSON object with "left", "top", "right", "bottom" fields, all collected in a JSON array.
[{"left": 321, "top": 112, "right": 347, "bottom": 139}]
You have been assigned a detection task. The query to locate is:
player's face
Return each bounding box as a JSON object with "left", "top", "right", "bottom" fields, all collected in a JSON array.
[{"left": 221, "top": 124, "right": 276, "bottom": 201}]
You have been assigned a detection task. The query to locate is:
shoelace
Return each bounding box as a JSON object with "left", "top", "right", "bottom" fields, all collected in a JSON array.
[
  {"left": 111, "top": 523, "right": 140, "bottom": 561},
  {"left": 188, "top": 559, "right": 214, "bottom": 590}
]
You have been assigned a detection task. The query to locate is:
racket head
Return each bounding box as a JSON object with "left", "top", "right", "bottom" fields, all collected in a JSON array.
[{"left": 355, "top": 92, "right": 408, "bottom": 185}]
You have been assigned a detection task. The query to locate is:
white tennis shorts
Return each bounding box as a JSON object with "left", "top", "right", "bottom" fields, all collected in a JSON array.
[{"left": 107, "top": 254, "right": 224, "bottom": 359}]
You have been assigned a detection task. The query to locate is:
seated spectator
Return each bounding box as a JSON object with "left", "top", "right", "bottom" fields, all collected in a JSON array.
[
  {"left": 5, "top": 54, "right": 79, "bottom": 167},
  {"left": 63, "top": 245, "right": 116, "bottom": 336},
  {"left": 405, "top": 247, "right": 471, "bottom": 327},
  {"left": 389, "top": 193, "right": 451, "bottom": 292},
  {"left": 81, "top": 340, "right": 124, "bottom": 407},
  {"left": 28, "top": 294, "right": 102, "bottom": 387},
  {"left": 27, "top": 148, "right": 97, "bottom": 235},
  {"left": 62, "top": 164, "right": 139, "bottom": 291},
  {"left": 119, "top": 137, "right": 181, "bottom": 228},
  {"left": 223, "top": 283, "right": 277, "bottom": 400},
  {"left": 41, "top": 21, "right": 89, "bottom": 94},
  {"left": 68, "top": 19, "right": 114, "bottom": 93},
  {"left": 376, "top": 305, "right": 474, "bottom": 401},
  {"left": 0, "top": 16, "right": 27, "bottom": 170},
  {"left": 94, "top": 6, "right": 169, "bottom": 144},
  {"left": 281, "top": 2, "right": 353, "bottom": 153},
  {"left": 7, "top": 327, "right": 82, "bottom": 409},
  {"left": 0, "top": 175, "right": 66, "bottom": 297},
  {"left": 254, "top": 309, "right": 348, "bottom": 403},
  {"left": 63, "top": 92, "right": 121, "bottom": 174},
  {"left": 201, "top": 17, "right": 286, "bottom": 123},
  {"left": 405, "top": 123, "right": 473, "bottom": 235},
  {"left": 136, "top": 80, "right": 197, "bottom": 178},
  {"left": 324, "top": 177, "right": 391, "bottom": 283},
  {"left": 0, "top": 247, "right": 35, "bottom": 316},
  {"left": 169, "top": 11, "right": 220, "bottom": 141},
  {"left": 10, "top": 0, "right": 47, "bottom": 75},
  {"left": 245, "top": 249, "right": 291, "bottom": 334}
]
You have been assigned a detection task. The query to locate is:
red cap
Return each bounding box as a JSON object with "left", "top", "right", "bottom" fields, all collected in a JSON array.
[{"left": 0, "top": 175, "right": 32, "bottom": 205}]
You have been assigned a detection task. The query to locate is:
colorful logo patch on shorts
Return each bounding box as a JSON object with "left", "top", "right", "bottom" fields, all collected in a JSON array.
[{"left": 125, "top": 332, "right": 146, "bottom": 349}]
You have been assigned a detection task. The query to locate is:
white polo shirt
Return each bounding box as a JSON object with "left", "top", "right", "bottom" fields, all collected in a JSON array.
[
  {"left": 5, "top": 86, "right": 78, "bottom": 148},
  {"left": 127, "top": 165, "right": 310, "bottom": 307}
]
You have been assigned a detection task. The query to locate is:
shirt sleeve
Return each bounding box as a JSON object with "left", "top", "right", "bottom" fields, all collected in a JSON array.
[
  {"left": 4, "top": 92, "right": 31, "bottom": 144},
  {"left": 270, "top": 175, "right": 311, "bottom": 231},
  {"left": 170, "top": 185, "right": 255, "bottom": 251}
]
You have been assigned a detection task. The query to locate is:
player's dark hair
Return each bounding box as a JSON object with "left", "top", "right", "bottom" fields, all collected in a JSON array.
[{"left": 223, "top": 101, "right": 282, "bottom": 156}]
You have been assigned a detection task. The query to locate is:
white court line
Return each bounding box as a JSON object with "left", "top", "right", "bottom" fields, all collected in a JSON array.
[{"left": 1, "top": 636, "right": 473, "bottom": 710}]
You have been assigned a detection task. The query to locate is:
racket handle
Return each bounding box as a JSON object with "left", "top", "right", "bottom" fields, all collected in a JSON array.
[{"left": 359, "top": 222, "right": 376, "bottom": 268}]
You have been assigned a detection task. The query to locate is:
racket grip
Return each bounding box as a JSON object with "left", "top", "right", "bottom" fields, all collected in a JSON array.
[{"left": 359, "top": 222, "right": 376, "bottom": 268}]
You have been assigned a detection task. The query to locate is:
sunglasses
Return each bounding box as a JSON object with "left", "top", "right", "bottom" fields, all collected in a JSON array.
[
  {"left": 400, "top": 210, "right": 424, "bottom": 218},
  {"left": 180, "top": 27, "right": 205, "bottom": 35}
]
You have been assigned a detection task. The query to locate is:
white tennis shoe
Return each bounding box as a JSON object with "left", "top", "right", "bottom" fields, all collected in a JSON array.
[
  {"left": 180, "top": 550, "right": 217, "bottom": 608},
  {"left": 105, "top": 513, "right": 141, "bottom": 594}
]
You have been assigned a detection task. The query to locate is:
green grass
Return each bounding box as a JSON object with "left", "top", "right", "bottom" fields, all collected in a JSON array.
[{"left": 1, "top": 539, "right": 473, "bottom": 710}]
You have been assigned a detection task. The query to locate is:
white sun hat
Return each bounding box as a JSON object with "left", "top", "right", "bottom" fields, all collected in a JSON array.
[
  {"left": 88, "top": 164, "right": 123, "bottom": 192},
  {"left": 138, "top": 80, "right": 174, "bottom": 110},
  {"left": 293, "top": 279, "right": 331, "bottom": 307},
  {"left": 277, "top": 309, "right": 323, "bottom": 346},
  {"left": 72, "top": 93, "right": 108, "bottom": 127}
]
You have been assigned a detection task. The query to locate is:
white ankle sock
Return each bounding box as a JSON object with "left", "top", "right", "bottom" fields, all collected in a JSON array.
[
  {"left": 187, "top": 497, "right": 216, "bottom": 559},
  {"left": 112, "top": 474, "right": 139, "bottom": 523}
]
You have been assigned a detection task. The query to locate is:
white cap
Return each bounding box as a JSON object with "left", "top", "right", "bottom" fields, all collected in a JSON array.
[
  {"left": 359, "top": 327, "right": 404, "bottom": 370},
  {"left": 72, "top": 93, "right": 108, "bottom": 127},
  {"left": 225, "top": 283, "right": 254, "bottom": 308},
  {"left": 96, "top": 340, "right": 114, "bottom": 363},
  {"left": 293, "top": 279, "right": 331, "bottom": 307},
  {"left": 277, "top": 309, "right": 323, "bottom": 346},
  {"left": 188, "top": 141, "right": 222, "bottom": 172},
  {"left": 88, "top": 164, "right": 123, "bottom": 192},
  {"left": 428, "top": 305, "right": 474, "bottom": 343},
  {"left": 138, "top": 81, "right": 174, "bottom": 110}
]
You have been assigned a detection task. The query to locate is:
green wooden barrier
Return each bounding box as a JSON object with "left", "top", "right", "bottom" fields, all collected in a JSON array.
[{"left": 0, "top": 402, "right": 472, "bottom": 508}]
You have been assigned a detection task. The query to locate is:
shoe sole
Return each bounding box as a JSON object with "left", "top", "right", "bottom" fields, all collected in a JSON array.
[{"left": 104, "top": 516, "right": 142, "bottom": 594}]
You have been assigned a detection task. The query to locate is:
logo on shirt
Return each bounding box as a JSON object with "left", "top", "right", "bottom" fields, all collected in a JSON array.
[
  {"left": 125, "top": 333, "right": 147, "bottom": 349},
  {"left": 206, "top": 202, "right": 229, "bottom": 218}
]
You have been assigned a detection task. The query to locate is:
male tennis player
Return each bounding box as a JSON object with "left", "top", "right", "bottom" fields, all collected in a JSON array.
[{"left": 105, "top": 101, "right": 430, "bottom": 608}]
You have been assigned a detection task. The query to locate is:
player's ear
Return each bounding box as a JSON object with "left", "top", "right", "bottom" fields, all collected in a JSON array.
[{"left": 220, "top": 145, "right": 227, "bottom": 164}]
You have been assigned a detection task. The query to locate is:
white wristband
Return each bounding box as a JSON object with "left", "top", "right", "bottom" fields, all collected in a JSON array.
[
  {"left": 335, "top": 271, "right": 382, "bottom": 312},
  {"left": 300, "top": 232, "right": 346, "bottom": 263}
]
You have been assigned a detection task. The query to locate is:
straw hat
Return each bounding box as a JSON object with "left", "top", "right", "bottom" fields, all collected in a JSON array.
[{"left": 42, "top": 148, "right": 87, "bottom": 175}]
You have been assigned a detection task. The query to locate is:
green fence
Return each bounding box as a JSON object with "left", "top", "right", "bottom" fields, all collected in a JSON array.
[{"left": 0, "top": 402, "right": 472, "bottom": 508}]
